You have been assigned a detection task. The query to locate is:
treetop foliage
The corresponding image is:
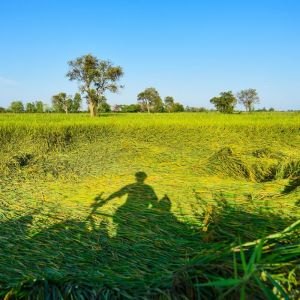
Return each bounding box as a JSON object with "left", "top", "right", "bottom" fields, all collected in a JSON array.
[
  {"left": 2, "top": 54, "right": 265, "bottom": 115},
  {"left": 237, "top": 88, "right": 260, "bottom": 112},
  {"left": 66, "top": 54, "right": 124, "bottom": 116},
  {"left": 137, "top": 87, "right": 162, "bottom": 113},
  {"left": 210, "top": 91, "right": 237, "bottom": 114},
  {"left": 52, "top": 93, "right": 82, "bottom": 113}
]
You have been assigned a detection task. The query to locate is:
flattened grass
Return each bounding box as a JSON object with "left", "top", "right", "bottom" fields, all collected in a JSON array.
[{"left": 0, "top": 112, "right": 300, "bottom": 299}]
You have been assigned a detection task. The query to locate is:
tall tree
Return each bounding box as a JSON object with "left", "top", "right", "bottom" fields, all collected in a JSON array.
[
  {"left": 66, "top": 54, "right": 124, "bottom": 117},
  {"left": 35, "top": 101, "right": 44, "bottom": 113},
  {"left": 52, "top": 93, "right": 72, "bottom": 114},
  {"left": 237, "top": 88, "right": 259, "bottom": 112},
  {"left": 172, "top": 102, "right": 185, "bottom": 112},
  {"left": 121, "top": 104, "right": 141, "bottom": 113},
  {"left": 210, "top": 91, "right": 237, "bottom": 113},
  {"left": 26, "top": 102, "right": 37, "bottom": 113},
  {"left": 71, "top": 93, "right": 82, "bottom": 112},
  {"left": 164, "top": 96, "right": 175, "bottom": 112},
  {"left": 154, "top": 98, "right": 164, "bottom": 112},
  {"left": 137, "top": 88, "right": 162, "bottom": 113},
  {"left": 9, "top": 101, "right": 24, "bottom": 113}
]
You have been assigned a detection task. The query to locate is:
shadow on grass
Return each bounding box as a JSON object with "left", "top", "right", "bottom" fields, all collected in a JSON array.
[
  {"left": 282, "top": 176, "right": 300, "bottom": 194},
  {"left": 0, "top": 172, "right": 298, "bottom": 299}
]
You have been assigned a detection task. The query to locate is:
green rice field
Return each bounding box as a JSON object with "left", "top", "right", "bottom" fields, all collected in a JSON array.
[{"left": 0, "top": 112, "right": 300, "bottom": 299}]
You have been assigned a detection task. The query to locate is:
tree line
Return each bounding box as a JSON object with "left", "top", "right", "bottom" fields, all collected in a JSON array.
[
  {"left": 64, "top": 54, "right": 264, "bottom": 115},
  {"left": 0, "top": 95, "right": 199, "bottom": 114},
  {"left": 0, "top": 53, "right": 278, "bottom": 115},
  {"left": 210, "top": 89, "right": 260, "bottom": 113},
  {"left": 0, "top": 95, "right": 83, "bottom": 114}
]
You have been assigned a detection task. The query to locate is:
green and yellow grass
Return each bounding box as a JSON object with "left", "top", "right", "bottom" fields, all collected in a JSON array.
[{"left": 0, "top": 112, "right": 299, "bottom": 299}]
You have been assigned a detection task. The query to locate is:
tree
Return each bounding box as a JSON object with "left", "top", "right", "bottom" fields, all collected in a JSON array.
[
  {"left": 35, "top": 101, "right": 44, "bottom": 113},
  {"left": 121, "top": 104, "right": 141, "bottom": 113},
  {"left": 97, "top": 95, "right": 111, "bottom": 113},
  {"left": 172, "top": 102, "right": 185, "bottom": 112},
  {"left": 66, "top": 54, "right": 124, "bottom": 117},
  {"left": 0, "top": 107, "right": 6, "bottom": 113},
  {"left": 52, "top": 93, "right": 72, "bottom": 113},
  {"left": 26, "top": 102, "right": 37, "bottom": 113},
  {"left": 237, "top": 88, "right": 259, "bottom": 112},
  {"left": 164, "top": 96, "right": 184, "bottom": 112},
  {"left": 43, "top": 104, "right": 52, "bottom": 113},
  {"left": 9, "top": 101, "right": 24, "bottom": 113},
  {"left": 71, "top": 93, "right": 82, "bottom": 112},
  {"left": 154, "top": 98, "right": 164, "bottom": 112},
  {"left": 137, "top": 87, "right": 162, "bottom": 113},
  {"left": 210, "top": 91, "right": 237, "bottom": 113},
  {"left": 98, "top": 102, "right": 111, "bottom": 113},
  {"left": 164, "top": 96, "right": 175, "bottom": 112},
  {"left": 185, "top": 106, "right": 207, "bottom": 112}
]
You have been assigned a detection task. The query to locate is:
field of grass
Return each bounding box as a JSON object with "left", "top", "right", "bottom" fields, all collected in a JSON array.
[{"left": 0, "top": 112, "right": 300, "bottom": 299}]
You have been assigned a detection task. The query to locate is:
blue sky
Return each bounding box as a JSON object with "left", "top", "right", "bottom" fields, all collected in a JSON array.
[{"left": 0, "top": 0, "right": 300, "bottom": 110}]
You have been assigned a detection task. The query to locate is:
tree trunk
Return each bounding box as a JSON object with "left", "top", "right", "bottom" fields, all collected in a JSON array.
[
  {"left": 89, "top": 101, "right": 97, "bottom": 117},
  {"left": 147, "top": 102, "right": 150, "bottom": 114}
]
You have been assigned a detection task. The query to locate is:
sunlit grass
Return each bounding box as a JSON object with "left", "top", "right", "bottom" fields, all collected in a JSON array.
[{"left": 0, "top": 112, "right": 299, "bottom": 299}]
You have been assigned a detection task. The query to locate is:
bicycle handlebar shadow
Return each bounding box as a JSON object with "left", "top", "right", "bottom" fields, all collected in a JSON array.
[
  {"left": 1, "top": 171, "right": 297, "bottom": 295},
  {"left": 7, "top": 172, "right": 201, "bottom": 283}
]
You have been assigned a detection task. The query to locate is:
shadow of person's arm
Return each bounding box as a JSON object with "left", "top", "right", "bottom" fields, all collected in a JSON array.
[
  {"left": 87, "top": 192, "right": 105, "bottom": 220},
  {"left": 105, "top": 186, "right": 129, "bottom": 202}
]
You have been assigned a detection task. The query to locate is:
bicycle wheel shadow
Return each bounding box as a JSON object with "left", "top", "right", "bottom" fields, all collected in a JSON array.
[
  {"left": 1, "top": 171, "right": 296, "bottom": 296},
  {"left": 1, "top": 172, "right": 201, "bottom": 286},
  {"left": 87, "top": 171, "right": 202, "bottom": 282}
]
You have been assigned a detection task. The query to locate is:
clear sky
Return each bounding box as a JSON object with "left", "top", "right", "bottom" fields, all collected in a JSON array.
[{"left": 0, "top": 0, "right": 300, "bottom": 110}]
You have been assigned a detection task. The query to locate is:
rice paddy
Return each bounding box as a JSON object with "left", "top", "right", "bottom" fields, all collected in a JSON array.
[{"left": 0, "top": 112, "right": 300, "bottom": 299}]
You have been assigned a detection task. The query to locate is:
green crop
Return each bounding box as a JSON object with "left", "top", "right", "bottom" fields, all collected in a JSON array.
[{"left": 0, "top": 112, "right": 299, "bottom": 299}]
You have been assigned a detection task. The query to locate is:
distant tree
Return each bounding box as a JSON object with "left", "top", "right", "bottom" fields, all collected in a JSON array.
[
  {"left": 210, "top": 91, "right": 237, "bottom": 113},
  {"left": 137, "top": 87, "right": 162, "bottom": 113},
  {"left": 9, "top": 101, "right": 24, "bottom": 113},
  {"left": 0, "top": 107, "right": 6, "bottom": 113},
  {"left": 43, "top": 104, "right": 52, "bottom": 113},
  {"left": 66, "top": 54, "right": 124, "bottom": 117},
  {"left": 26, "top": 102, "right": 37, "bottom": 113},
  {"left": 172, "top": 102, "right": 185, "bottom": 112},
  {"left": 258, "top": 107, "right": 267, "bottom": 112},
  {"left": 98, "top": 102, "right": 111, "bottom": 113},
  {"left": 52, "top": 93, "right": 72, "bottom": 113},
  {"left": 185, "top": 106, "right": 207, "bottom": 112},
  {"left": 70, "top": 93, "right": 82, "bottom": 112},
  {"left": 35, "top": 101, "right": 44, "bottom": 113},
  {"left": 237, "top": 88, "right": 259, "bottom": 112},
  {"left": 154, "top": 98, "right": 164, "bottom": 112},
  {"left": 164, "top": 96, "right": 175, "bottom": 112},
  {"left": 121, "top": 104, "right": 142, "bottom": 113},
  {"left": 97, "top": 96, "right": 111, "bottom": 113},
  {"left": 269, "top": 107, "right": 275, "bottom": 112},
  {"left": 164, "top": 96, "right": 184, "bottom": 112}
]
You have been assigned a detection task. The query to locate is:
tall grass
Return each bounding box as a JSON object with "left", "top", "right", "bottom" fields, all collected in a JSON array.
[
  {"left": 0, "top": 112, "right": 299, "bottom": 152},
  {"left": 0, "top": 112, "right": 299, "bottom": 299}
]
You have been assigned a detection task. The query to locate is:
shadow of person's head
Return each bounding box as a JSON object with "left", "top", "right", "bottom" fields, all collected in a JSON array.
[{"left": 135, "top": 171, "right": 147, "bottom": 184}]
